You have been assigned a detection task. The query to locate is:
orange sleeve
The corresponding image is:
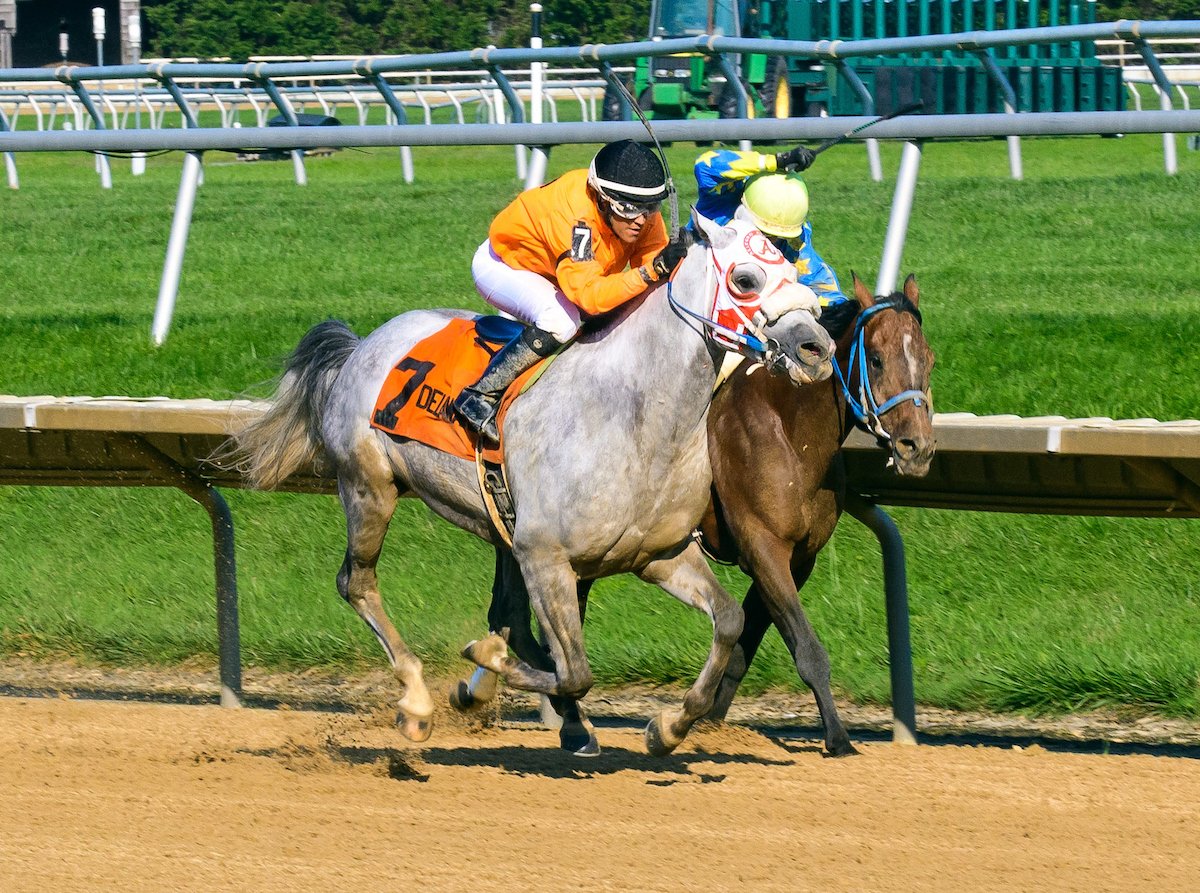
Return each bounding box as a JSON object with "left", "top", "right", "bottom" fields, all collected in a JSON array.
[{"left": 554, "top": 257, "right": 651, "bottom": 317}]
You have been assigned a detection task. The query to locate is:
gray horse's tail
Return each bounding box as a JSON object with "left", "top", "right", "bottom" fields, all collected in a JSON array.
[{"left": 229, "top": 320, "right": 360, "bottom": 490}]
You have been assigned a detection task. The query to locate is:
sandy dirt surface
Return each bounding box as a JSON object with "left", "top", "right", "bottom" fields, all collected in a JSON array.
[{"left": 2, "top": 668, "right": 1198, "bottom": 892}]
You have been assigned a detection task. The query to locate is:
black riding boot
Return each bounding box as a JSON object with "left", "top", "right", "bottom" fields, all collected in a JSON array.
[{"left": 453, "top": 325, "right": 561, "bottom": 445}]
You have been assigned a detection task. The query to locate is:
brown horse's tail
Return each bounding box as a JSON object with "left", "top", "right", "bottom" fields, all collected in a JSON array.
[{"left": 224, "top": 320, "right": 360, "bottom": 490}]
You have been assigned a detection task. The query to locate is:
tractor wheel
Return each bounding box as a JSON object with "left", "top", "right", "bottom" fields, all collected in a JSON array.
[
  {"left": 761, "top": 57, "right": 792, "bottom": 119},
  {"left": 717, "top": 79, "right": 755, "bottom": 119},
  {"left": 602, "top": 79, "right": 634, "bottom": 121}
]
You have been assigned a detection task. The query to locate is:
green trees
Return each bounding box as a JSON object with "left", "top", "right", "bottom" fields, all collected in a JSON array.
[{"left": 142, "top": 0, "right": 651, "bottom": 59}]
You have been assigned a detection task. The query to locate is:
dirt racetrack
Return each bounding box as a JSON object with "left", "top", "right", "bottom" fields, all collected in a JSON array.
[{"left": 2, "top": 682, "right": 1199, "bottom": 893}]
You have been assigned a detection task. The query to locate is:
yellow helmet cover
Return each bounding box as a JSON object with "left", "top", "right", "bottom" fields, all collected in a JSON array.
[{"left": 742, "top": 171, "right": 809, "bottom": 239}]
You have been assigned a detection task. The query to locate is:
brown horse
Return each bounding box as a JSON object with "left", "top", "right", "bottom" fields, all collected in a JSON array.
[
  {"left": 456, "top": 274, "right": 935, "bottom": 757},
  {"left": 696, "top": 273, "right": 935, "bottom": 756}
]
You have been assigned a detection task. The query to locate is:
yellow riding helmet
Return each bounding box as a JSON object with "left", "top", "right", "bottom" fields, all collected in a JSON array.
[{"left": 742, "top": 171, "right": 809, "bottom": 239}]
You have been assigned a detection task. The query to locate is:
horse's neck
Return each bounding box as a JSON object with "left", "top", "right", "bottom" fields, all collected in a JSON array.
[{"left": 579, "top": 261, "right": 720, "bottom": 398}]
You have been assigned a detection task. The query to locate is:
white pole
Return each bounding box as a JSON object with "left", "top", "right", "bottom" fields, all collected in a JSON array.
[
  {"left": 152, "top": 152, "right": 203, "bottom": 346},
  {"left": 526, "top": 4, "right": 548, "bottom": 189},
  {"left": 129, "top": 14, "right": 145, "bottom": 175},
  {"left": 1159, "top": 86, "right": 1178, "bottom": 176},
  {"left": 876, "top": 141, "right": 923, "bottom": 297},
  {"left": 1004, "top": 99, "right": 1023, "bottom": 181}
]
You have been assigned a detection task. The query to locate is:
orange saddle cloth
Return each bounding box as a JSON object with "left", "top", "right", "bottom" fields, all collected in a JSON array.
[{"left": 370, "top": 316, "right": 544, "bottom": 462}]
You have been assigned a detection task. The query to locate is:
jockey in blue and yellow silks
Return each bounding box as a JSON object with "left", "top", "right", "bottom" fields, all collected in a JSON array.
[{"left": 692, "top": 147, "right": 847, "bottom": 308}]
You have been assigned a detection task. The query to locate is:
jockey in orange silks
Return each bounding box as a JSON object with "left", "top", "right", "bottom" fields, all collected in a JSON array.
[
  {"left": 454, "top": 139, "right": 688, "bottom": 444},
  {"left": 692, "top": 146, "right": 846, "bottom": 310}
]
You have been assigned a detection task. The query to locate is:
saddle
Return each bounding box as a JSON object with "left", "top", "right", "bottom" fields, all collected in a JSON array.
[{"left": 369, "top": 315, "right": 552, "bottom": 543}]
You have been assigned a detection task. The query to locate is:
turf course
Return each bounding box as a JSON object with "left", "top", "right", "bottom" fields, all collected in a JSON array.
[{"left": 1, "top": 134, "right": 1197, "bottom": 718}]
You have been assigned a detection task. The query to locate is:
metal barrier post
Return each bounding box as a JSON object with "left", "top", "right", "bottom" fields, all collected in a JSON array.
[
  {"left": 715, "top": 54, "right": 753, "bottom": 152},
  {"left": 877, "top": 139, "right": 922, "bottom": 296},
  {"left": 151, "top": 150, "right": 203, "bottom": 346},
  {"left": 834, "top": 62, "right": 883, "bottom": 181},
  {"left": 976, "top": 49, "right": 1024, "bottom": 179},
  {"left": 63, "top": 75, "right": 112, "bottom": 189},
  {"left": 255, "top": 76, "right": 307, "bottom": 185},
  {"left": 1135, "top": 39, "right": 1179, "bottom": 175},
  {"left": 0, "top": 105, "right": 18, "bottom": 189},
  {"left": 527, "top": 4, "right": 550, "bottom": 188},
  {"left": 845, "top": 494, "right": 917, "bottom": 745},
  {"left": 366, "top": 71, "right": 415, "bottom": 183},
  {"left": 117, "top": 436, "right": 242, "bottom": 707}
]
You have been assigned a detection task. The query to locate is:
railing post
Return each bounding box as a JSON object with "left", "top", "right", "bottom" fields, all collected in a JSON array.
[
  {"left": 834, "top": 61, "right": 883, "bottom": 182},
  {"left": 845, "top": 494, "right": 917, "bottom": 745},
  {"left": 877, "top": 140, "right": 923, "bottom": 297},
  {"left": 1134, "top": 38, "right": 1179, "bottom": 176},
  {"left": 152, "top": 150, "right": 203, "bottom": 346},
  {"left": 976, "top": 49, "right": 1023, "bottom": 180}
]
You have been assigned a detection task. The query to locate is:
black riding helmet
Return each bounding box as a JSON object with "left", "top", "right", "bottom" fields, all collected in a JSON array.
[{"left": 587, "top": 139, "right": 669, "bottom": 206}]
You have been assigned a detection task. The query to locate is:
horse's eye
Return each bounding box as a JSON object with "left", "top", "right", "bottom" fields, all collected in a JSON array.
[
  {"left": 734, "top": 273, "right": 756, "bottom": 292},
  {"left": 869, "top": 354, "right": 884, "bottom": 370}
]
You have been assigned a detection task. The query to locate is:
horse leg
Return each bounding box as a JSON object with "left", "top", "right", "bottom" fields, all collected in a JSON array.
[
  {"left": 454, "top": 550, "right": 600, "bottom": 755},
  {"left": 336, "top": 473, "right": 434, "bottom": 743},
  {"left": 782, "top": 553, "right": 857, "bottom": 756},
  {"left": 638, "top": 545, "right": 744, "bottom": 756},
  {"left": 707, "top": 581, "right": 775, "bottom": 721},
  {"left": 736, "top": 528, "right": 857, "bottom": 756},
  {"left": 448, "top": 548, "right": 515, "bottom": 712},
  {"left": 533, "top": 580, "right": 597, "bottom": 754},
  {"left": 462, "top": 556, "right": 594, "bottom": 704}
]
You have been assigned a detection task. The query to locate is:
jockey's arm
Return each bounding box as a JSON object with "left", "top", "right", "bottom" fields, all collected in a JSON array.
[
  {"left": 694, "top": 149, "right": 777, "bottom": 198},
  {"left": 788, "top": 225, "right": 847, "bottom": 305},
  {"left": 554, "top": 221, "right": 669, "bottom": 317}
]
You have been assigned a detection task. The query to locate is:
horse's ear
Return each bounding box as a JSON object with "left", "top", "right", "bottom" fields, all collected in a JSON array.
[
  {"left": 903, "top": 273, "right": 920, "bottom": 307},
  {"left": 852, "top": 272, "right": 875, "bottom": 307},
  {"left": 692, "top": 205, "right": 735, "bottom": 249}
]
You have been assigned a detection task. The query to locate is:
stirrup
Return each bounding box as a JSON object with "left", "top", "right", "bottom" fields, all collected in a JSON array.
[{"left": 453, "top": 388, "right": 500, "bottom": 444}]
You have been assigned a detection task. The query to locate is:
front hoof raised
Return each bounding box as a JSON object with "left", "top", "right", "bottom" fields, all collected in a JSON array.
[
  {"left": 462, "top": 634, "right": 508, "bottom": 674},
  {"left": 396, "top": 708, "right": 433, "bottom": 743},
  {"left": 644, "top": 711, "right": 683, "bottom": 757}
]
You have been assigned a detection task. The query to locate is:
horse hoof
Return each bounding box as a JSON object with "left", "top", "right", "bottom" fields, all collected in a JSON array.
[
  {"left": 825, "top": 740, "right": 860, "bottom": 758},
  {"left": 448, "top": 680, "right": 478, "bottom": 712},
  {"left": 560, "top": 726, "right": 601, "bottom": 757},
  {"left": 396, "top": 709, "right": 433, "bottom": 743},
  {"left": 644, "top": 713, "right": 682, "bottom": 757},
  {"left": 448, "top": 668, "right": 498, "bottom": 713},
  {"left": 462, "top": 634, "right": 508, "bottom": 674}
]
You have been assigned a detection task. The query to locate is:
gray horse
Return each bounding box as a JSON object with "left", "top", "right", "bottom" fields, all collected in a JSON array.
[{"left": 230, "top": 208, "right": 834, "bottom": 756}]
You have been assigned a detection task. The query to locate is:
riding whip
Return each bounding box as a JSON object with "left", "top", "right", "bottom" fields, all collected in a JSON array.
[
  {"left": 811, "top": 100, "right": 925, "bottom": 158},
  {"left": 601, "top": 71, "right": 680, "bottom": 238}
]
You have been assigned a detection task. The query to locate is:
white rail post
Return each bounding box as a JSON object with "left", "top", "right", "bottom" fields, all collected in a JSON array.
[
  {"left": 129, "top": 13, "right": 145, "bottom": 175},
  {"left": 876, "top": 140, "right": 923, "bottom": 297},
  {"left": 526, "top": 3, "right": 549, "bottom": 189},
  {"left": 152, "top": 151, "right": 204, "bottom": 346}
]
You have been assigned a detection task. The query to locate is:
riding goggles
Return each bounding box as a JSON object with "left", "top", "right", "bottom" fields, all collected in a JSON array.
[{"left": 603, "top": 196, "right": 661, "bottom": 221}]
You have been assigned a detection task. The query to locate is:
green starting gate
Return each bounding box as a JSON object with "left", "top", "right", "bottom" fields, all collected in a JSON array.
[{"left": 760, "top": 0, "right": 1124, "bottom": 115}]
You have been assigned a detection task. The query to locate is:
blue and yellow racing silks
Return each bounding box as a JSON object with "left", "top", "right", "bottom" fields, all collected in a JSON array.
[{"left": 691, "top": 149, "right": 846, "bottom": 307}]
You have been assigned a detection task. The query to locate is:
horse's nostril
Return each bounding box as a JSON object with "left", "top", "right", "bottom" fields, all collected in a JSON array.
[
  {"left": 897, "top": 438, "right": 918, "bottom": 457},
  {"left": 798, "top": 341, "right": 826, "bottom": 361}
]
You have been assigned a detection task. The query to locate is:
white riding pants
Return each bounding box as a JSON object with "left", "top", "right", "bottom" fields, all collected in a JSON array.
[{"left": 471, "top": 240, "right": 582, "bottom": 342}]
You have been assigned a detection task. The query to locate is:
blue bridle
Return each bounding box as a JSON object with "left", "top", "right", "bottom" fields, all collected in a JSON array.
[{"left": 831, "top": 299, "right": 930, "bottom": 445}]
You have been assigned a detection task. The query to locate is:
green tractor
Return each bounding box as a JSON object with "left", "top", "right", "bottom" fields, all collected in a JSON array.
[
  {"left": 603, "top": 0, "right": 1120, "bottom": 122},
  {"left": 602, "top": 0, "right": 830, "bottom": 122}
]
